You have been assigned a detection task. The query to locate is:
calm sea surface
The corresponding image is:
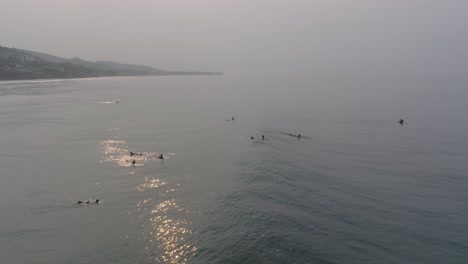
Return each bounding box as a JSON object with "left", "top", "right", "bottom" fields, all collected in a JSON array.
[{"left": 0, "top": 74, "right": 467, "bottom": 264}]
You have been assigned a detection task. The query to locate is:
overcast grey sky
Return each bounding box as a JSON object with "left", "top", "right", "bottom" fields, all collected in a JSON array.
[{"left": 1, "top": 0, "right": 467, "bottom": 74}]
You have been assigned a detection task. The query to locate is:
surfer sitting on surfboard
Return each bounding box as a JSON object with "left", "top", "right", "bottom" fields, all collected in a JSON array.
[{"left": 78, "top": 199, "right": 100, "bottom": 204}]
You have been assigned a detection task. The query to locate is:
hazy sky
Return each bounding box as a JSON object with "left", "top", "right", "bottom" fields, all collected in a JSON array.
[{"left": 1, "top": 0, "right": 467, "bottom": 74}]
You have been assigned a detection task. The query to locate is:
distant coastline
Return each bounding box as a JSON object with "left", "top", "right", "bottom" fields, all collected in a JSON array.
[
  {"left": 0, "top": 71, "right": 223, "bottom": 81},
  {"left": 0, "top": 46, "right": 222, "bottom": 81}
]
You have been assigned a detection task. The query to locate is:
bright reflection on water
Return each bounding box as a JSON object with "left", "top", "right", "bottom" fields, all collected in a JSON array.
[
  {"left": 137, "top": 176, "right": 197, "bottom": 263},
  {"left": 100, "top": 139, "right": 172, "bottom": 167},
  {"left": 148, "top": 200, "right": 197, "bottom": 263},
  {"left": 101, "top": 134, "right": 193, "bottom": 263},
  {"left": 138, "top": 176, "right": 166, "bottom": 192}
]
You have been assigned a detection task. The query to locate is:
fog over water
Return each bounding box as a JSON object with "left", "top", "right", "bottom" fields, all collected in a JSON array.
[
  {"left": 2, "top": 0, "right": 468, "bottom": 75},
  {"left": 1, "top": 1, "right": 468, "bottom": 264}
]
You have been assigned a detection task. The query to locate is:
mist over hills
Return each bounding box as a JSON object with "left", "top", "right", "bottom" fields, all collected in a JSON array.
[{"left": 0, "top": 46, "right": 221, "bottom": 80}]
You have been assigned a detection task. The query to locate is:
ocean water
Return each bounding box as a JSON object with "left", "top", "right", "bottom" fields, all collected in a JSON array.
[{"left": 0, "top": 74, "right": 467, "bottom": 264}]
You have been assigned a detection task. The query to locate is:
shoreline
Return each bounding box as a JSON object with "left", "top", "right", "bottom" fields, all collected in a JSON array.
[{"left": 0, "top": 72, "right": 223, "bottom": 82}]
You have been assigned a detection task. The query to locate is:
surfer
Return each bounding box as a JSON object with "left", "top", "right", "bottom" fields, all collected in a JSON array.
[
  {"left": 130, "top": 151, "right": 134, "bottom": 156},
  {"left": 297, "top": 134, "right": 301, "bottom": 139},
  {"left": 132, "top": 160, "right": 136, "bottom": 165},
  {"left": 232, "top": 117, "right": 235, "bottom": 121},
  {"left": 262, "top": 135, "right": 265, "bottom": 140},
  {"left": 399, "top": 119, "right": 404, "bottom": 125},
  {"left": 86, "top": 199, "right": 100, "bottom": 204},
  {"left": 77, "top": 199, "right": 100, "bottom": 204},
  {"left": 250, "top": 136, "right": 255, "bottom": 140},
  {"left": 158, "top": 154, "right": 164, "bottom": 160}
]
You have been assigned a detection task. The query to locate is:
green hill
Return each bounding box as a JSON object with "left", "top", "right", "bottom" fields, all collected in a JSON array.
[{"left": 0, "top": 46, "right": 221, "bottom": 80}]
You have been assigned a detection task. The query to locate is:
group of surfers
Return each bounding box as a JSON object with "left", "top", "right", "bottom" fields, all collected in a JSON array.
[
  {"left": 79, "top": 116, "right": 405, "bottom": 205},
  {"left": 78, "top": 152, "right": 164, "bottom": 204},
  {"left": 127, "top": 151, "right": 164, "bottom": 165}
]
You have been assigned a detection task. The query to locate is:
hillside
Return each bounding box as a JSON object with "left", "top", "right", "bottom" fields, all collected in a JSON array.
[{"left": 0, "top": 46, "right": 221, "bottom": 80}]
